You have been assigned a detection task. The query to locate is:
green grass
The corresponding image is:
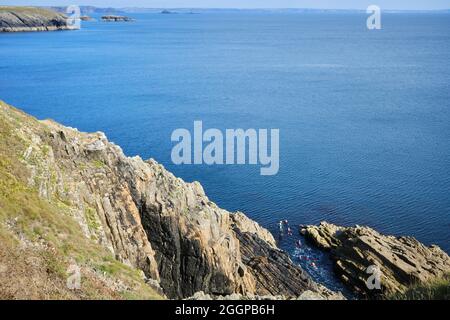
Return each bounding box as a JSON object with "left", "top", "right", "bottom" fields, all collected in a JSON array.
[
  {"left": 85, "top": 207, "right": 102, "bottom": 240},
  {"left": 387, "top": 274, "right": 450, "bottom": 300},
  {"left": 92, "top": 159, "right": 106, "bottom": 169},
  {"left": 0, "top": 6, "right": 62, "bottom": 18}
]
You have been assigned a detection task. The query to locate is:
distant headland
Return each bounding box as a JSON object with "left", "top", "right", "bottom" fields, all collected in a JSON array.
[{"left": 0, "top": 6, "right": 78, "bottom": 32}]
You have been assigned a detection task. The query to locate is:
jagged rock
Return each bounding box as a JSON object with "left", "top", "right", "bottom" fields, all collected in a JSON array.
[
  {"left": 301, "top": 222, "right": 450, "bottom": 297},
  {"left": 0, "top": 7, "right": 78, "bottom": 32},
  {"left": 85, "top": 139, "right": 106, "bottom": 152},
  {"left": 0, "top": 101, "right": 337, "bottom": 299}
]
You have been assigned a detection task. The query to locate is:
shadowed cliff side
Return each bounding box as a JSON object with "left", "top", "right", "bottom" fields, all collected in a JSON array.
[{"left": 0, "top": 101, "right": 340, "bottom": 299}]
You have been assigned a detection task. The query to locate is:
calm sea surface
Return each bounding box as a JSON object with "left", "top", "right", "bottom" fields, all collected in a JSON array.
[{"left": 1, "top": 12, "right": 449, "bottom": 292}]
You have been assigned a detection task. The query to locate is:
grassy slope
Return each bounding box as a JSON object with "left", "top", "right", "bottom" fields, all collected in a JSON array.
[
  {"left": 0, "top": 6, "right": 62, "bottom": 18},
  {"left": 387, "top": 274, "right": 450, "bottom": 300},
  {"left": 0, "top": 101, "right": 163, "bottom": 300}
]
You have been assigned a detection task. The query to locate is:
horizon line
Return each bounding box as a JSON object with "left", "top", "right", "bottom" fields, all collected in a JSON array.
[{"left": 2, "top": 5, "right": 450, "bottom": 11}]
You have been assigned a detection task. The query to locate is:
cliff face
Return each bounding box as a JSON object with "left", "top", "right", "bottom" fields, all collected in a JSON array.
[
  {"left": 0, "top": 101, "right": 338, "bottom": 299},
  {"left": 0, "top": 7, "right": 77, "bottom": 32},
  {"left": 301, "top": 222, "right": 450, "bottom": 297}
]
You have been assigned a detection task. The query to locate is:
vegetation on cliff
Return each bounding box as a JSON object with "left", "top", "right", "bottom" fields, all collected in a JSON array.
[{"left": 389, "top": 273, "right": 450, "bottom": 300}]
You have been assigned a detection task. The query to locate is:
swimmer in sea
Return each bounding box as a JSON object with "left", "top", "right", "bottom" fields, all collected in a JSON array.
[{"left": 287, "top": 227, "right": 293, "bottom": 236}]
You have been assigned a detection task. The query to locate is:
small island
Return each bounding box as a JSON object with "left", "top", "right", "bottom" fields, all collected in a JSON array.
[
  {"left": 80, "top": 16, "right": 93, "bottom": 21},
  {"left": 0, "top": 6, "right": 78, "bottom": 32},
  {"left": 161, "top": 9, "right": 177, "bottom": 14},
  {"left": 101, "top": 15, "right": 133, "bottom": 22}
]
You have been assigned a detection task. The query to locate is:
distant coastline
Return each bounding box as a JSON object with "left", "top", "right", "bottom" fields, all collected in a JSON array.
[{"left": 36, "top": 6, "right": 450, "bottom": 15}]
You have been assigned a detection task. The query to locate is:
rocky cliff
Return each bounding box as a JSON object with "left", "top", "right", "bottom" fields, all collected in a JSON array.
[
  {"left": 0, "top": 7, "right": 77, "bottom": 32},
  {"left": 0, "top": 101, "right": 339, "bottom": 300},
  {"left": 301, "top": 222, "right": 450, "bottom": 298}
]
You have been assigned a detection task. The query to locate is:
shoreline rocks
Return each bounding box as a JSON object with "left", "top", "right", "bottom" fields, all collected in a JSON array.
[{"left": 300, "top": 222, "right": 450, "bottom": 298}]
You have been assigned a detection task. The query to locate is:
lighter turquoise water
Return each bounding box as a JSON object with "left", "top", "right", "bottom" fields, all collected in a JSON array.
[{"left": 1, "top": 12, "right": 449, "bottom": 292}]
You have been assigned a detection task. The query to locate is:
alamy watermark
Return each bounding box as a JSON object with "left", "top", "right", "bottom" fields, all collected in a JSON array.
[
  {"left": 171, "top": 121, "right": 279, "bottom": 176},
  {"left": 367, "top": 5, "right": 382, "bottom": 30},
  {"left": 66, "top": 5, "right": 81, "bottom": 30},
  {"left": 365, "top": 265, "right": 382, "bottom": 290}
]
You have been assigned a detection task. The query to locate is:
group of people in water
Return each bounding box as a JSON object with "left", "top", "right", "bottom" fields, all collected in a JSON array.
[
  {"left": 278, "top": 219, "right": 303, "bottom": 248},
  {"left": 278, "top": 220, "right": 317, "bottom": 269},
  {"left": 278, "top": 219, "right": 293, "bottom": 235}
]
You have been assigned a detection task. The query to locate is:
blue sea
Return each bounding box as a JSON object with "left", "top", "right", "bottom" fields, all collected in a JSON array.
[{"left": 1, "top": 12, "right": 449, "bottom": 293}]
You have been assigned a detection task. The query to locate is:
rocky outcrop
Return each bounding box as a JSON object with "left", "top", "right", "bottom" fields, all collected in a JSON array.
[
  {"left": 0, "top": 101, "right": 336, "bottom": 300},
  {"left": 301, "top": 222, "right": 450, "bottom": 297},
  {"left": 101, "top": 15, "right": 133, "bottom": 22},
  {"left": 0, "top": 7, "right": 78, "bottom": 32}
]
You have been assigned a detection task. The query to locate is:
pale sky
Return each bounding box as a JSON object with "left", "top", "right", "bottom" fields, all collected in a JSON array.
[{"left": 1, "top": 0, "right": 449, "bottom": 10}]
